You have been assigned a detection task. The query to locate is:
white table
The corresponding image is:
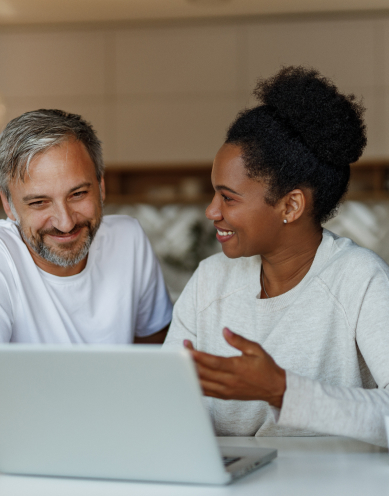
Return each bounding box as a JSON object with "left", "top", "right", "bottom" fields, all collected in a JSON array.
[{"left": 0, "top": 437, "right": 388, "bottom": 496}]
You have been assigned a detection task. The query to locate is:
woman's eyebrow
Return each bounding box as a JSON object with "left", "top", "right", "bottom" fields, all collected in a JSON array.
[{"left": 215, "top": 185, "right": 243, "bottom": 196}]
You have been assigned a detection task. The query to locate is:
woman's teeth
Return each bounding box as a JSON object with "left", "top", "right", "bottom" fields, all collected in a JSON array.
[{"left": 217, "top": 229, "right": 235, "bottom": 236}]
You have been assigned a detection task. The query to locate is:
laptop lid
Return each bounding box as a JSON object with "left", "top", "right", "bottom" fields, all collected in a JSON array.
[{"left": 0, "top": 345, "right": 232, "bottom": 484}]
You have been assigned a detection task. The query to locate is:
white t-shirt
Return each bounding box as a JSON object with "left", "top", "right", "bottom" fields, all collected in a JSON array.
[
  {"left": 0, "top": 215, "right": 172, "bottom": 343},
  {"left": 164, "top": 229, "right": 389, "bottom": 447}
]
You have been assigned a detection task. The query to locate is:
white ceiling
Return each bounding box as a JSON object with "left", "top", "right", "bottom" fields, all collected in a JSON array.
[{"left": 0, "top": 0, "right": 388, "bottom": 25}]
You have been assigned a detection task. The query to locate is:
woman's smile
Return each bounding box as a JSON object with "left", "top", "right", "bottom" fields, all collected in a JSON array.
[{"left": 215, "top": 227, "right": 235, "bottom": 243}]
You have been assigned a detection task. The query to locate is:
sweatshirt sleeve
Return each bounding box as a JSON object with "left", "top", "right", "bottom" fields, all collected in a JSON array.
[
  {"left": 278, "top": 371, "right": 389, "bottom": 447},
  {"left": 278, "top": 261, "right": 389, "bottom": 447}
]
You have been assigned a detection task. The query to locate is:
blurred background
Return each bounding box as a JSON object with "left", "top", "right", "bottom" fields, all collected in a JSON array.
[{"left": 0, "top": 0, "right": 389, "bottom": 299}]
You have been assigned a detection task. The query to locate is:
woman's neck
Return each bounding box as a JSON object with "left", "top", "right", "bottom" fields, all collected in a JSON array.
[{"left": 260, "top": 226, "right": 323, "bottom": 299}]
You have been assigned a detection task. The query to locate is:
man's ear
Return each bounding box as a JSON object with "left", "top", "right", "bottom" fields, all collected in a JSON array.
[
  {"left": 282, "top": 189, "right": 306, "bottom": 224},
  {"left": 0, "top": 191, "right": 16, "bottom": 221},
  {"left": 100, "top": 177, "right": 106, "bottom": 203}
]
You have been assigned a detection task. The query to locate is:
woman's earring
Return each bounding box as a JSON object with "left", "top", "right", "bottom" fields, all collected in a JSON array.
[{"left": 283, "top": 219, "right": 288, "bottom": 224}]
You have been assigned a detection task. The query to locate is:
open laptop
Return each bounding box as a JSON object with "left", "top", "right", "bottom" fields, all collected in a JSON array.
[{"left": 0, "top": 345, "right": 276, "bottom": 485}]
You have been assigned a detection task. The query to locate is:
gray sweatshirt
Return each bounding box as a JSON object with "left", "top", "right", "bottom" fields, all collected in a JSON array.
[{"left": 164, "top": 230, "right": 389, "bottom": 447}]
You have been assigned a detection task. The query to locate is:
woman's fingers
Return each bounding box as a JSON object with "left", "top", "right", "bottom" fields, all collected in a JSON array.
[
  {"left": 199, "top": 379, "right": 233, "bottom": 399},
  {"left": 190, "top": 348, "right": 235, "bottom": 372},
  {"left": 195, "top": 362, "right": 234, "bottom": 383},
  {"left": 223, "top": 327, "right": 265, "bottom": 356},
  {"left": 183, "top": 339, "right": 194, "bottom": 350},
  {"left": 184, "top": 328, "right": 286, "bottom": 405}
]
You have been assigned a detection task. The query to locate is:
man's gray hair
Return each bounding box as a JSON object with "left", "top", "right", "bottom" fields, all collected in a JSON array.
[{"left": 0, "top": 109, "right": 104, "bottom": 200}]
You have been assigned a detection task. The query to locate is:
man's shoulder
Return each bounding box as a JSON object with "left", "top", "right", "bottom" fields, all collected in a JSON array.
[
  {"left": 0, "top": 220, "right": 28, "bottom": 281},
  {"left": 98, "top": 215, "right": 144, "bottom": 242},
  {"left": 0, "top": 218, "right": 19, "bottom": 237},
  {"left": 101, "top": 214, "right": 141, "bottom": 232},
  {"left": 95, "top": 215, "right": 153, "bottom": 267},
  {"left": 0, "top": 219, "right": 23, "bottom": 253}
]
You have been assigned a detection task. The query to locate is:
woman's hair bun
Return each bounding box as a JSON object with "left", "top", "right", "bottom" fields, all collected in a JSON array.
[{"left": 254, "top": 66, "right": 367, "bottom": 167}]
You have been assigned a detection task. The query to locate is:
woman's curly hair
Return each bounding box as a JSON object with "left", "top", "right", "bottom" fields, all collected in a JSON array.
[{"left": 225, "top": 66, "right": 367, "bottom": 224}]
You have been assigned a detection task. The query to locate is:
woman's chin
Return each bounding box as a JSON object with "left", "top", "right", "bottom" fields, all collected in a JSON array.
[{"left": 221, "top": 245, "right": 242, "bottom": 259}]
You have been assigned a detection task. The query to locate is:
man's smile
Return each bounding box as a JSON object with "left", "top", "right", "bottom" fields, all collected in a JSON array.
[{"left": 45, "top": 227, "right": 83, "bottom": 244}]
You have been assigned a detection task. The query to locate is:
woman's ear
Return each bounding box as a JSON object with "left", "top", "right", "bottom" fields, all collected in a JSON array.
[
  {"left": 0, "top": 192, "right": 16, "bottom": 221},
  {"left": 282, "top": 189, "right": 306, "bottom": 224}
]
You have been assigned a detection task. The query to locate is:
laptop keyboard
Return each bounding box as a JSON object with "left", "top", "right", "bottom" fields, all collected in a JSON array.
[{"left": 222, "top": 456, "right": 241, "bottom": 467}]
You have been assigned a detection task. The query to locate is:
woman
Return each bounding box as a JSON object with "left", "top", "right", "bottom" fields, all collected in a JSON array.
[{"left": 164, "top": 66, "right": 389, "bottom": 447}]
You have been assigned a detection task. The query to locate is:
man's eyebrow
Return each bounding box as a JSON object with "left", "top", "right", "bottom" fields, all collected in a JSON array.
[
  {"left": 22, "top": 182, "right": 92, "bottom": 203},
  {"left": 215, "top": 185, "right": 243, "bottom": 196},
  {"left": 68, "top": 182, "right": 92, "bottom": 194},
  {"left": 22, "top": 193, "right": 49, "bottom": 203}
]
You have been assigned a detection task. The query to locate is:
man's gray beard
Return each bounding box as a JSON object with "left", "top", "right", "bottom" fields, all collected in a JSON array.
[{"left": 17, "top": 217, "right": 102, "bottom": 268}]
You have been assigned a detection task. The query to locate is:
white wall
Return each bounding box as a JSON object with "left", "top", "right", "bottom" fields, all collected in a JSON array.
[{"left": 0, "top": 15, "right": 387, "bottom": 164}]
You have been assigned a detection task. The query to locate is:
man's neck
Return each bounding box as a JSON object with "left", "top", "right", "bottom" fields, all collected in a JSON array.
[{"left": 26, "top": 243, "right": 88, "bottom": 277}]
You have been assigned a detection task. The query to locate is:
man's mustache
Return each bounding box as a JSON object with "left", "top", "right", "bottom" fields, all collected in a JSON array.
[{"left": 38, "top": 222, "right": 91, "bottom": 238}]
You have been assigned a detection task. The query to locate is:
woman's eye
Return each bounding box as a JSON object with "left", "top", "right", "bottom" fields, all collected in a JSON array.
[{"left": 221, "top": 193, "right": 233, "bottom": 202}]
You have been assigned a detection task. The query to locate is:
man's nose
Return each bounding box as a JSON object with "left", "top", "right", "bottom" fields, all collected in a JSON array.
[
  {"left": 205, "top": 194, "right": 223, "bottom": 221},
  {"left": 51, "top": 203, "right": 76, "bottom": 233}
]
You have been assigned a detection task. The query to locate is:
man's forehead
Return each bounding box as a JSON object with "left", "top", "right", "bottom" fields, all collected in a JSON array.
[
  {"left": 8, "top": 141, "right": 97, "bottom": 195},
  {"left": 30, "top": 139, "right": 92, "bottom": 165}
]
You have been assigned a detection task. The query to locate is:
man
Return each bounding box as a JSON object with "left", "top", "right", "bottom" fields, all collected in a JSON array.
[{"left": 0, "top": 109, "right": 172, "bottom": 343}]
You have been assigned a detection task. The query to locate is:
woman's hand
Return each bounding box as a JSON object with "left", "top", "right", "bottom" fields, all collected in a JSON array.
[{"left": 184, "top": 327, "right": 286, "bottom": 408}]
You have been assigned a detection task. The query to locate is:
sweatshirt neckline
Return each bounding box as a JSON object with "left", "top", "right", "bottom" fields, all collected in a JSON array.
[{"left": 255, "top": 229, "right": 334, "bottom": 311}]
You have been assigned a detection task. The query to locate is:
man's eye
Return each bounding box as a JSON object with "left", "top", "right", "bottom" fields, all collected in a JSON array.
[
  {"left": 29, "top": 201, "right": 45, "bottom": 207},
  {"left": 73, "top": 191, "right": 87, "bottom": 198}
]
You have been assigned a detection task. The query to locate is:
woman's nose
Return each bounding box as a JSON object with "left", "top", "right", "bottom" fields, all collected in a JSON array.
[{"left": 205, "top": 194, "right": 223, "bottom": 221}]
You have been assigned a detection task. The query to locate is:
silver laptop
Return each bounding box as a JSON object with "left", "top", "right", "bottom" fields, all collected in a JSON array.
[{"left": 0, "top": 345, "right": 276, "bottom": 485}]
